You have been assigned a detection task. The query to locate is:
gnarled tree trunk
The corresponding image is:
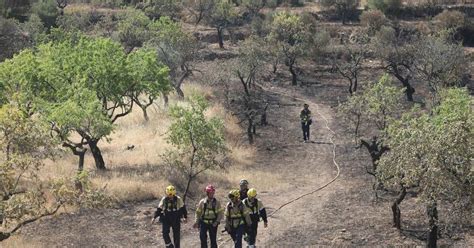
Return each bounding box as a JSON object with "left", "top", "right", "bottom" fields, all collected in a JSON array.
[
  {"left": 427, "top": 201, "right": 438, "bottom": 248},
  {"left": 88, "top": 139, "right": 106, "bottom": 170},
  {"left": 391, "top": 185, "right": 407, "bottom": 229}
]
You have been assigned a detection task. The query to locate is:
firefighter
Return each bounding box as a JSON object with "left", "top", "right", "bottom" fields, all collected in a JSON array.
[
  {"left": 239, "top": 179, "right": 249, "bottom": 201},
  {"left": 194, "top": 184, "right": 223, "bottom": 248},
  {"left": 152, "top": 185, "right": 187, "bottom": 248},
  {"left": 225, "top": 189, "right": 252, "bottom": 248},
  {"left": 243, "top": 188, "right": 268, "bottom": 248},
  {"left": 300, "top": 103, "right": 312, "bottom": 143}
]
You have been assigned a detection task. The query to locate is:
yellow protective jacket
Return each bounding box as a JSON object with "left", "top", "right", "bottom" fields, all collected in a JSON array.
[
  {"left": 194, "top": 197, "right": 224, "bottom": 225},
  {"left": 224, "top": 201, "right": 252, "bottom": 229}
]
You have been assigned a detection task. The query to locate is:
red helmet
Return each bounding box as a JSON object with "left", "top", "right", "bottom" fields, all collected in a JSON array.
[{"left": 205, "top": 184, "right": 215, "bottom": 193}]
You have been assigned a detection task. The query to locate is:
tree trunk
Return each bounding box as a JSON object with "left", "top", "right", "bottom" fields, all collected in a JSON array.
[
  {"left": 348, "top": 79, "right": 354, "bottom": 95},
  {"left": 183, "top": 174, "right": 193, "bottom": 204},
  {"left": 89, "top": 140, "right": 106, "bottom": 170},
  {"left": 353, "top": 77, "right": 358, "bottom": 93},
  {"left": 163, "top": 93, "right": 169, "bottom": 107},
  {"left": 427, "top": 201, "right": 438, "bottom": 248},
  {"left": 174, "top": 86, "right": 185, "bottom": 99},
  {"left": 405, "top": 84, "right": 415, "bottom": 102},
  {"left": 137, "top": 104, "right": 149, "bottom": 122},
  {"left": 341, "top": 8, "right": 347, "bottom": 25},
  {"left": 77, "top": 149, "right": 86, "bottom": 172},
  {"left": 289, "top": 63, "right": 297, "bottom": 86},
  {"left": 0, "top": 232, "right": 10, "bottom": 242},
  {"left": 391, "top": 186, "right": 407, "bottom": 229},
  {"left": 272, "top": 59, "right": 278, "bottom": 74},
  {"left": 247, "top": 117, "right": 254, "bottom": 144},
  {"left": 217, "top": 27, "right": 224, "bottom": 49},
  {"left": 394, "top": 73, "right": 415, "bottom": 101}
]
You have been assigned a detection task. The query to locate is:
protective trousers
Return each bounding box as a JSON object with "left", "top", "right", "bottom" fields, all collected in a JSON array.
[
  {"left": 245, "top": 221, "right": 258, "bottom": 246},
  {"left": 199, "top": 221, "right": 218, "bottom": 248},
  {"left": 162, "top": 218, "right": 180, "bottom": 248},
  {"left": 229, "top": 225, "right": 244, "bottom": 248},
  {"left": 302, "top": 122, "right": 310, "bottom": 141}
]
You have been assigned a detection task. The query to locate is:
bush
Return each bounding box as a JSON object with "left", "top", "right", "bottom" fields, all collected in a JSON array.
[
  {"left": 360, "top": 9, "right": 388, "bottom": 35},
  {"left": 30, "top": 0, "right": 59, "bottom": 28},
  {"left": 368, "top": 0, "right": 401, "bottom": 15},
  {"left": 434, "top": 10, "right": 465, "bottom": 31}
]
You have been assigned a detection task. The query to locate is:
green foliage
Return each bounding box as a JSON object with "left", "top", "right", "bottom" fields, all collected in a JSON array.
[
  {"left": 167, "top": 96, "right": 226, "bottom": 158},
  {"left": 338, "top": 74, "right": 404, "bottom": 139},
  {"left": 164, "top": 95, "right": 227, "bottom": 201},
  {"left": 367, "top": 0, "right": 401, "bottom": 15},
  {"left": 138, "top": 0, "right": 183, "bottom": 20},
  {"left": 148, "top": 16, "right": 197, "bottom": 70},
  {"left": 147, "top": 16, "right": 197, "bottom": 97},
  {"left": 116, "top": 9, "right": 151, "bottom": 51},
  {"left": 413, "top": 33, "right": 465, "bottom": 100},
  {"left": 0, "top": 105, "right": 113, "bottom": 238},
  {"left": 31, "top": 0, "right": 59, "bottom": 27},
  {"left": 378, "top": 88, "right": 473, "bottom": 204},
  {"left": 0, "top": 33, "right": 170, "bottom": 169},
  {"left": 205, "top": 0, "right": 237, "bottom": 30},
  {"left": 50, "top": 170, "right": 114, "bottom": 208},
  {"left": 0, "top": 17, "right": 31, "bottom": 62}
]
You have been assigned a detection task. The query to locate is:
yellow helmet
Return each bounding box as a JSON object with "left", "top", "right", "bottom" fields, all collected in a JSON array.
[
  {"left": 228, "top": 189, "right": 240, "bottom": 199},
  {"left": 166, "top": 185, "right": 176, "bottom": 197},
  {"left": 247, "top": 188, "right": 257, "bottom": 198}
]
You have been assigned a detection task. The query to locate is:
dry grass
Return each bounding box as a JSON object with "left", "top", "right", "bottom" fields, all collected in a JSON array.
[
  {"left": 1, "top": 235, "right": 45, "bottom": 248},
  {"left": 64, "top": 3, "right": 126, "bottom": 15},
  {"left": 36, "top": 83, "right": 263, "bottom": 204}
]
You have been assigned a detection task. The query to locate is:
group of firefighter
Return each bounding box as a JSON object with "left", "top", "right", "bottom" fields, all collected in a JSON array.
[
  {"left": 151, "top": 104, "right": 313, "bottom": 248},
  {"left": 151, "top": 179, "right": 268, "bottom": 248}
]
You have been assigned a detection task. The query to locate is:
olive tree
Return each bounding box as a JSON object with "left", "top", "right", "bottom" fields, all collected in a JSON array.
[
  {"left": 321, "top": 0, "right": 359, "bottom": 25},
  {"left": 413, "top": 32, "right": 465, "bottom": 104},
  {"left": 268, "top": 12, "right": 326, "bottom": 85},
  {"left": 204, "top": 0, "right": 238, "bottom": 49},
  {"left": 373, "top": 26, "right": 417, "bottom": 101},
  {"left": 147, "top": 16, "right": 198, "bottom": 100},
  {"left": 0, "top": 104, "right": 112, "bottom": 241},
  {"left": 163, "top": 95, "right": 227, "bottom": 203},
  {"left": 0, "top": 34, "right": 170, "bottom": 170},
  {"left": 378, "top": 88, "right": 473, "bottom": 247},
  {"left": 338, "top": 75, "right": 404, "bottom": 188},
  {"left": 226, "top": 36, "right": 267, "bottom": 144}
]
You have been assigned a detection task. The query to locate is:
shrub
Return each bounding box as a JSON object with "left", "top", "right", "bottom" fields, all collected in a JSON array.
[
  {"left": 360, "top": 9, "right": 388, "bottom": 35},
  {"left": 434, "top": 10, "right": 465, "bottom": 31}
]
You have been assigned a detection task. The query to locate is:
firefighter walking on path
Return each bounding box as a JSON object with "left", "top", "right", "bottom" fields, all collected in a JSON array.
[
  {"left": 225, "top": 189, "right": 252, "bottom": 248},
  {"left": 239, "top": 179, "right": 249, "bottom": 201},
  {"left": 243, "top": 188, "right": 268, "bottom": 248},
  {"left": 152, "top": 185, "right": 187, "bottom": 248},
  {"left": 300, "top": 103, "right": 312, "bottom": 143},
  {"left": 193, "top": 185, "right": 223, "bottom": 248}
]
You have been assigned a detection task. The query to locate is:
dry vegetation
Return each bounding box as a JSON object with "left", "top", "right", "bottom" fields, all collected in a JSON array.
[{"left": 35, "top": 83, "right": 262, "bottom": 204}]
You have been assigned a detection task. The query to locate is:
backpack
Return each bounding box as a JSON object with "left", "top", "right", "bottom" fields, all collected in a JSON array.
[
  {"left": 243, "top": 198, "right": 260, "bottom": 222},
  {"left": 163, "top": 196, "right": 178, "bottom": 214},
  {"left": 201, "top": 198, "right": 218, "bottom": 222},
  {"left": 226, "top": 202, "right": 245, "bottom": 225}
]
